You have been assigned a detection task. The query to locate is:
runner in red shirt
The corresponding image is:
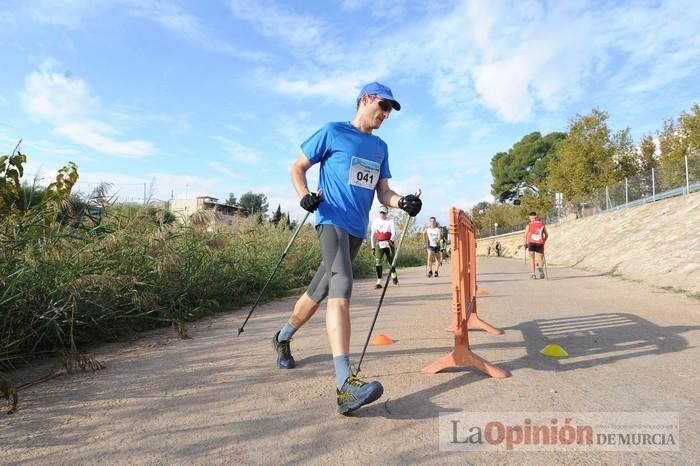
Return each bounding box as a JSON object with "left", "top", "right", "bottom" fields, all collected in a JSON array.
[{"left": 523, "top": 211, "right": 548, "bottom": 279}]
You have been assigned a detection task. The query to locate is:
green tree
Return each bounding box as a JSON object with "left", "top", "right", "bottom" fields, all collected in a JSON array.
[
  {"left": 612, "top": 128, "right": 638, "bottom": 179},
  {"left": 470, "top": 201, "right": 524, "bottom": 236},
  {"left": 0, "top": 144, "right": 27, "bottom": 213},
  {"left": 490, "top": 131, "right": 565, "bottom": 203},
  {"left": 547, "top": 109, "right": 632, "bottom": 208},
  {"left": 238, "top": 191, "right": 269, "bottom": 216},
  {"left": 639, "top": 134, "right": 658, "bottom": 172},
  {"left": 656, "top": 104, "right": 700, "bottom": 189},
  {"left": 224, "top": 193, "right": 237, "bottom": 206},
  {"left": 518, "top": 192, "right": 553, "bottom": 219},
  {"left": 42, "top": 162, "right": 79, "bottom": 225},
  {"left": 679, "top": 104, "right": 700, "bottom": 184},
  {"left": 470, "top": 201, "right": 492, "bottom": 232},
  {"left": 679, "top": 103, "right": 700, "bottom": 153},
  {"left": 285, "top": 213, "right": 297, "bottom": 231},
  {"left": 271, "top": 204, "right": 283, "bottom": 225}
]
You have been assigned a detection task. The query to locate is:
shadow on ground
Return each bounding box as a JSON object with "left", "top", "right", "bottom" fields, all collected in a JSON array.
[{"left": 485, "top": 312, "right": 698, "bottom": 372}]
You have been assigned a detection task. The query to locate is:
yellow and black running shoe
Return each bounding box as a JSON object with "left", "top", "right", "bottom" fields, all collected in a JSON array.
[
  {"left": 337, "top": 375, "right": 383, "bottom": 415},
  {"left": 272, "top": 331, "right": 295, "bottom": 369}
]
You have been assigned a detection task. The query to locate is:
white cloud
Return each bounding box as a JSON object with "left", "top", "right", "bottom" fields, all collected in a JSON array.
[
  {"left": 2, "top": 0, "right": 267, "bottom": 61},
  {"left": 21, "top": 62, "right": 99, "bottom": 121},
  {"left": 339, "top": 0, "right": 408, "bottom": 20},
  {"left": 68, "top": 170, "right": 221, "bottom": 202},
  {"left": 464, "top": 0, "right": 700, "bottom": 121},
  {"left": 268, "top": 112, "right": 317, "bottom": 153},
  {"left": 127, "top": 0, "right": 268, "bottom": 61},
  {"left": 56, "top": 122, "right": 153, "bottom": 157},
  {"left": 0, "top": 126, "right": 14, "bottom": 146},
  {"left": 228, "top": 0, "right": 340, "bottom": 62},
  {"left": 274, "top": 76, "right": 363, "bottom": 102},
  {"left": 20, "top": 0, "right": 98, "bottom": 28},
  {"left": 22, "top": 140, "right": 83, "bottom": 157},
  {"left": 19, "top": 61, "right": 155, "bottom": 157},
  {"left": 340, "top": 0, "right": 364, "bottom": 9},
  {"left": 245, "top": 0, "right": 700, "bottom": 128},
  {"left": 211, "top": 136, "right": 263, "bottom": 164},
  {"left": 150, "top": 172, "right": 221, "bottom": 200},
  {"left": 208, "top": 161, "right": 238, "bottom": 178},
  {"left": 624, "top": 44, "right": 700, "bottom": 93},
  {"left": 472, "top": 57, "right": 533, "bottom": 123}
]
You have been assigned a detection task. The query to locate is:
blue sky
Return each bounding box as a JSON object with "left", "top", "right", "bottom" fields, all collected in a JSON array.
[{"left": 1, "top": 0, "right": 699, "bottom": 226}]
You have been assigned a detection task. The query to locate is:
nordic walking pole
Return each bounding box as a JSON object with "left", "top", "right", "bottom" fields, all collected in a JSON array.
[
  {"left": 238, "top": 210, "right": 311, "bottom": 335},
  {"left": 355, "top": 190, "right": 421, "bottom": 376}
]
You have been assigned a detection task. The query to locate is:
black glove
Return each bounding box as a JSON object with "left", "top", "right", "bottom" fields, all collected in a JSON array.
[
  {"left": 300, "top": 192, "right": 322, "bottom": 212},
  {"left": 398, "top": 194, "right": 422, "bottom": 217}
]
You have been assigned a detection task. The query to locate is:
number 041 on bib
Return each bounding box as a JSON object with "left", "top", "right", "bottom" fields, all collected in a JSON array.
[{"left": 349, "top": 156, "right": 380, "bottom": 190}]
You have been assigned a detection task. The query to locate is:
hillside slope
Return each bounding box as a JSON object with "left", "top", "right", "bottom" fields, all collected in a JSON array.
[{"left": 477, "top": 191, "right": 700, "bottom": 294}]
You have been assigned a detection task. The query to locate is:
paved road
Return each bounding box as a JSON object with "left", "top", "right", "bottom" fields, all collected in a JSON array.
[{"left": 3, "top": 257, "right": 700, "bottom": 464}]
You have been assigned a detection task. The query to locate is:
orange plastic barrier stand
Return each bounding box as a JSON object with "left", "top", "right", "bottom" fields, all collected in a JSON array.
[{"left": 422, "top": 208, "right": 509, "bottom": 378}]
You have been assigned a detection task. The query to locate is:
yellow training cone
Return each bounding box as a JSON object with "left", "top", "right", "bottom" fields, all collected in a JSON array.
[
  {"left": 540, "top": 344, "right": 568, "bottom": 357},
  {"left": 371, "top": 333, "right": 394, "bottom": 346}
]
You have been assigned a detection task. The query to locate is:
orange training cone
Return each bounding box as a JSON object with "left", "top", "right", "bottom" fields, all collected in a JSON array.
[
  {"left": 478, "top": 289, "right": 489, "bottom": 295},
  {"left": 371, "top": 333, "right": 394, "bottom": 346}
]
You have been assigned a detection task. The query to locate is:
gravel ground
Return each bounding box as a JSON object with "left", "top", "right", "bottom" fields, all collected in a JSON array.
[{"left": 2, "top": 256, "right": 699, "bottom": 465}]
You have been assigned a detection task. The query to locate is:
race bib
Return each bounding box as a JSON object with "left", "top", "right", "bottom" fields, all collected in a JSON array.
[
  {"left": 530, "top": 227, "right": 543, "bottom": 242},
  {"left": 349, "top": 157, "right": 380, "bottom": 190},
  {"left": 378, "top": 240, "right": 390, "bottom": 249},
  {"left": 427, "top": 229, "right": 440, "bottom": 247}
]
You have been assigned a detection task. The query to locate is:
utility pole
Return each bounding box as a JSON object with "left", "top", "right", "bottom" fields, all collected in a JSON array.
[{"left": 685, "top": 154, "right": 690, "bottom": 195}]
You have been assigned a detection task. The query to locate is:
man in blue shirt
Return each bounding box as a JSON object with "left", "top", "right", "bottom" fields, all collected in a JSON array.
[{"left": 272, "top": 82, "right": 422, "bottom": 415}]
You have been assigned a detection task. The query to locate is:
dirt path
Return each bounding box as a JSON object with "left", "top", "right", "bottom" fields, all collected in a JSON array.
[{"left": 3, "top": 257, "right": 700, "bottom": 465}]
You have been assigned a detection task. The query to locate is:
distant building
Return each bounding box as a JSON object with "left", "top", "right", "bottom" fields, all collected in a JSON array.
[{"left": 168, "top": 196, "right": 248, "bottom": 229}]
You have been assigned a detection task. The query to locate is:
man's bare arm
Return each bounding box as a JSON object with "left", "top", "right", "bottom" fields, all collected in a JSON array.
[
  {"left": 375, "top": 178, "right": 402, "bottom": 208},
  {"left": 291, "top": 154, "right": 313, "bottom": 199}
]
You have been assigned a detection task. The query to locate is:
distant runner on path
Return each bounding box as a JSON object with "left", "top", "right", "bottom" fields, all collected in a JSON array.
[
  {"left": 524, "top": 211, "right": 548, "bottom": 279},
  {"left": 371, "top": 206, "right": 398, "bottom": 288},
  {"left": 424, "top": 217, "right": 442, "bottom": 277}
]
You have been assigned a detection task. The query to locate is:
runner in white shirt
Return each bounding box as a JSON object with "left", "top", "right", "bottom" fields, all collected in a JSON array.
[
  {"left": 370, "top": 206, "right": 398, "bottom": 288},
  {"left": 424, "top": 216, "right": 442, "bottom": 277}
]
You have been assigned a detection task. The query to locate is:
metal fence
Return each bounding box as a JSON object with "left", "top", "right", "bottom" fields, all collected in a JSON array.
[
  {"left": 478, "top": 152, "right": 699, "bottom": 239},
  {"left": 581, "top": 152, "right": 699, "bottom": 216}
]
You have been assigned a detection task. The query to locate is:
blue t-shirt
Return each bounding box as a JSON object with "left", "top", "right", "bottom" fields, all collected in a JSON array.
[{"left": 301, "top": 122, "right": 392, "bottom": 238}]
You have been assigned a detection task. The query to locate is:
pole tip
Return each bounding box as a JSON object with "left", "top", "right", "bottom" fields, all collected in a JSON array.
[{"left": 237, "top": 328, "right": 244, "bottom": 335}]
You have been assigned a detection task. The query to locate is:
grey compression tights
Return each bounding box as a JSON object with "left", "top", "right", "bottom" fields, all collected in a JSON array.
[{"left": 307, "top": 225, "right": 363, "bottom": 302}]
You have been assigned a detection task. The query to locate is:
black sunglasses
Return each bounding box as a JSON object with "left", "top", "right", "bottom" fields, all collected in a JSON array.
[{"left": 371, "top": 96, "right": 393, "bottom": 112}]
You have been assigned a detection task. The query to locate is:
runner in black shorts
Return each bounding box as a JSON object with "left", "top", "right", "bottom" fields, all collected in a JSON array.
[
  {"left": 271, "top": 81, "right": 423, "bottom": 415},
  {"left": 424, "top": 217, "right": 442, "bottom": 277},
  {"left": 370, "top": 206, "right": 398, "bottom": 288},
  {"left": 524, "top": 211, "right": 548, "bottom": 279},
  {"left": 527, "top": 243, "right": 544, "bottom": 254}
]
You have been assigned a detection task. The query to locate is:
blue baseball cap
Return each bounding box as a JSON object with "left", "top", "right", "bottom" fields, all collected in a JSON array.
[{"left": 357, "top": 82, "right": 401, "bottom": 111}]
